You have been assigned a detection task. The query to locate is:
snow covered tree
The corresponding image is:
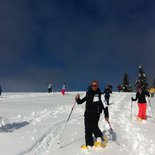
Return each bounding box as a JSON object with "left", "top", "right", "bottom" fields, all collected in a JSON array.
[
  {"left": 135, "top": 65, "right": 149, "bottom": 91},
  {"left": 121, "top": 73, "right": 132, "bottom": 92}
]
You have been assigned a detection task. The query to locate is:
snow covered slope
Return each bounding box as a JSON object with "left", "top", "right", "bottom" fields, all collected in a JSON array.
[{"left": 0, "top": 92, "right": 155, "bottom": 155}]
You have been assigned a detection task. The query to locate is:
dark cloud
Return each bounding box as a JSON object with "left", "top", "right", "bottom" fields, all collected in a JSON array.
[
  {"left": 0, "top": 0, "right": 155, "bottom": 91},
  {"left": 0, "top": 0, "right": 38, "bottom": 66}
]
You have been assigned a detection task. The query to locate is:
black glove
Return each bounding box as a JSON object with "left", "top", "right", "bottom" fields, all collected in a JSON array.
[
  {"left": 75, "top": 94, "right": 80, "bottom": 101},
  {"left": 131, "top": 97, "right": 134, "bottom": 101},
  {"left": 105, "top": 117, "right": 109, "bottom": 122}
]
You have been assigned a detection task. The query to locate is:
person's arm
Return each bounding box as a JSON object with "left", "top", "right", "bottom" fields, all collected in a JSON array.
[
  {"left": 100, "top": 94, "right": 109, "bottom": 121},
  {"left": 145, "top": 91, "right": 150, "bottom": 97},
  {"left": 103, "top": 106, "right": 109, "bottom": 121},
  {"left": 131, "top": 93, "right": 138, "bottom": 101}
]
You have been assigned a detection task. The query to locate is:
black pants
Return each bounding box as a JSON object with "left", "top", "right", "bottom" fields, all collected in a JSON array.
[
  {"left": 105, "top": 96, "right": 109, "bottom": 105},
  {"left": 84, "top": 112, "right": 102, "bottom": 146},
  {"left": 48, "top": 88, "right": 52, "bottom": 93}
]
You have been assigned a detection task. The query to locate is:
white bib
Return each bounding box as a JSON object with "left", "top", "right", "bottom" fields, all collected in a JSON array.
[{"left": 93, "top": 94, "right": 99, "bottom": 102}]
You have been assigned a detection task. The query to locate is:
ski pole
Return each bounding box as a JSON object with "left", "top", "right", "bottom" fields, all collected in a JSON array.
[
  {"left": 148, "top": 97, "right": 152, "bottom": 108},
  {"left": 148, "top": 97, "right": 153, "bottom": 118},
  {"left": 58, "top": 101, "right": 77, "bottom": 145},
  {"left": 107, "top": 121, "right": 113, "bottom": 130}
]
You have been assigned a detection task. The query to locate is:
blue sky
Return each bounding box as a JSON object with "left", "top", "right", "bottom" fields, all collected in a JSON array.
[{"left": 0, "top": 0, "right": 155, "bottom": 91}]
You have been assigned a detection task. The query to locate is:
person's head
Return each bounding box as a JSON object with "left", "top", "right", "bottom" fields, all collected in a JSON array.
[
  {"left": 90, "top": 80, "right": 99, "bottom": 91},
  {"left": 106, "top": 85, "right": 109, "bottom": 89},
  {"left": 137, "top": 86, "right": 142, "bottom": 93}
]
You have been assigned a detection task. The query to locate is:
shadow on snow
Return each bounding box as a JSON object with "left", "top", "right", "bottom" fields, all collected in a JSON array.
[
  {"left": 0, "top": 121, "right": 30, "bottom": 133},
  {"left": 102, "top": 129, "right": 120, "bottom": 145}
]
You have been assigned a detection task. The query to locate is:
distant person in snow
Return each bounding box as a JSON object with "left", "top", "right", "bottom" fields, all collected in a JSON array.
[
  {"left": 117, "top": 85, "right": 122, "bottom": 92},
  {"left": 75, "top": 80, "right": 109, "bottom": 149},
  {"left": 61, "top": 82, "right": 66, "bottom": 95},
  {"left": 47, "top": 81, "right": 53, "bottom": 93},
  {"left": 102, "top": 85, "right": 112, "bottom": 105},
  {"left": 131, "top": 86, "right": 150, "bottom": 121},
  {"left": 0, "top": 85, "right": 2, "bottom": 96}
]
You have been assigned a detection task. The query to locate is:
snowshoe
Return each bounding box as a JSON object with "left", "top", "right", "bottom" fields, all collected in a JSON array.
[
  {"left": 94, "top": 137, "right": 108, "bottom": 148},
  {"left": 94, "top": 141, "right": 103, "bottom": 148},
  {"left": 102, "top": 136, "right": 108, "bottom": 147},
  {"left": 137, "top": 117, "right": 142, "bottom": 122}
]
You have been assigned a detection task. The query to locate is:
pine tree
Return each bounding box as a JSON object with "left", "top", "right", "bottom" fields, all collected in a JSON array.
[
  {"left": 122, "top": 73, "right": 132, "bottom": 92},
  {"left": 135, "top": 65, "right": 149, "bottom": 91}
]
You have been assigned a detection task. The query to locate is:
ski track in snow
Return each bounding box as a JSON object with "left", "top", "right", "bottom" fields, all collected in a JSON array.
[
  {"left": 17, "top": 103, "right": 84, "bottom": 155},
  {"left": 17, "top": 119, "right": 64, "bottom": 155}
]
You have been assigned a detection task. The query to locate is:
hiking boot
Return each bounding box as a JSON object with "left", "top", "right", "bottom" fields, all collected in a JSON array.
[
  {"left": 81, "top": 145, "right": 88, "bottom": 150},
  {"left": 81, "top": 145, "right": 92, "bottom": 150}
]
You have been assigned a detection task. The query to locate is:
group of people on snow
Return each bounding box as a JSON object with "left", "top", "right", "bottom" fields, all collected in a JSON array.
[
  {"left": 0, "top": 79, "right": 152, "bottom": 150},
  {"left": 47, "top": 81, "right": 66, "bottom": 95},
  {"left": 75, "top": 80, "right": 151, "bottom": 150}
]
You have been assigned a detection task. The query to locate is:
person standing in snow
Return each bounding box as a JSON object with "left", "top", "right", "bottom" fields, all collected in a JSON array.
[
  {"left": 102, "top": 85, "right": 112, "bottom": 105},
  {"left": 47, "top": 81, "right": 53, "bottom": 93},
  {"left": 61, "top": 82, "right": 66, "bottom": 95},
  {"left": 117, "top": 85, "right": 122, "bottom": 92},
  {"left": 75, "top": 80, "right": 109, "bottom": 149},
  {"left": 0, "top": 85, "right": 2, "bottom": 96},
  {"left": 131, "top": 86, "right": 150, "bottom": 121}
]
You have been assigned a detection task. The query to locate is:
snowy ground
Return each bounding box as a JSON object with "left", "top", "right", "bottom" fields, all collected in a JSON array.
[{"left": 0, "top": 92, "right": 155, "bottom": 155}]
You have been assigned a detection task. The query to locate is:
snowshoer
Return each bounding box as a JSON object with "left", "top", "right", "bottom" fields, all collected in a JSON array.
[
  {"left": 117, "top": 85, "right": 122, "bottom": 92},
  {"left": 61, "top": 83, "right": 66, "bottom": 95},
  {"left": 103, "top": 85, "right": 112, "bottom": 105},
  {"left": 75, "top": 80, "right": 109, "bottom": 150},
  {"left": 0, "top": 85, "right": 2, "bottom": 96},
  {"left": 48, "top": 82, "right": 53, "bottom": 93},
  {"left": 131, "top": 86, "right": 150, "bottom": 121}
]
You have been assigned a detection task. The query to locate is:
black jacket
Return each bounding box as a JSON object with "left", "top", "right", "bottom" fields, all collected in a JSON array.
[
  {"left": 76, "top": 88, "right": 109, "bottom": 118},
  {"left": 132, "top": 91, "right": 150, "bottom": 103},
  {"left": 103, "top": 88, "right": 112, "bottom": 98}
]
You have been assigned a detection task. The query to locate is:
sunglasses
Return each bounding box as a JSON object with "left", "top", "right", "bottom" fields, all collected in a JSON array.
[{"left": 91, "top": 85, "right": 98, "bottom": 87}]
